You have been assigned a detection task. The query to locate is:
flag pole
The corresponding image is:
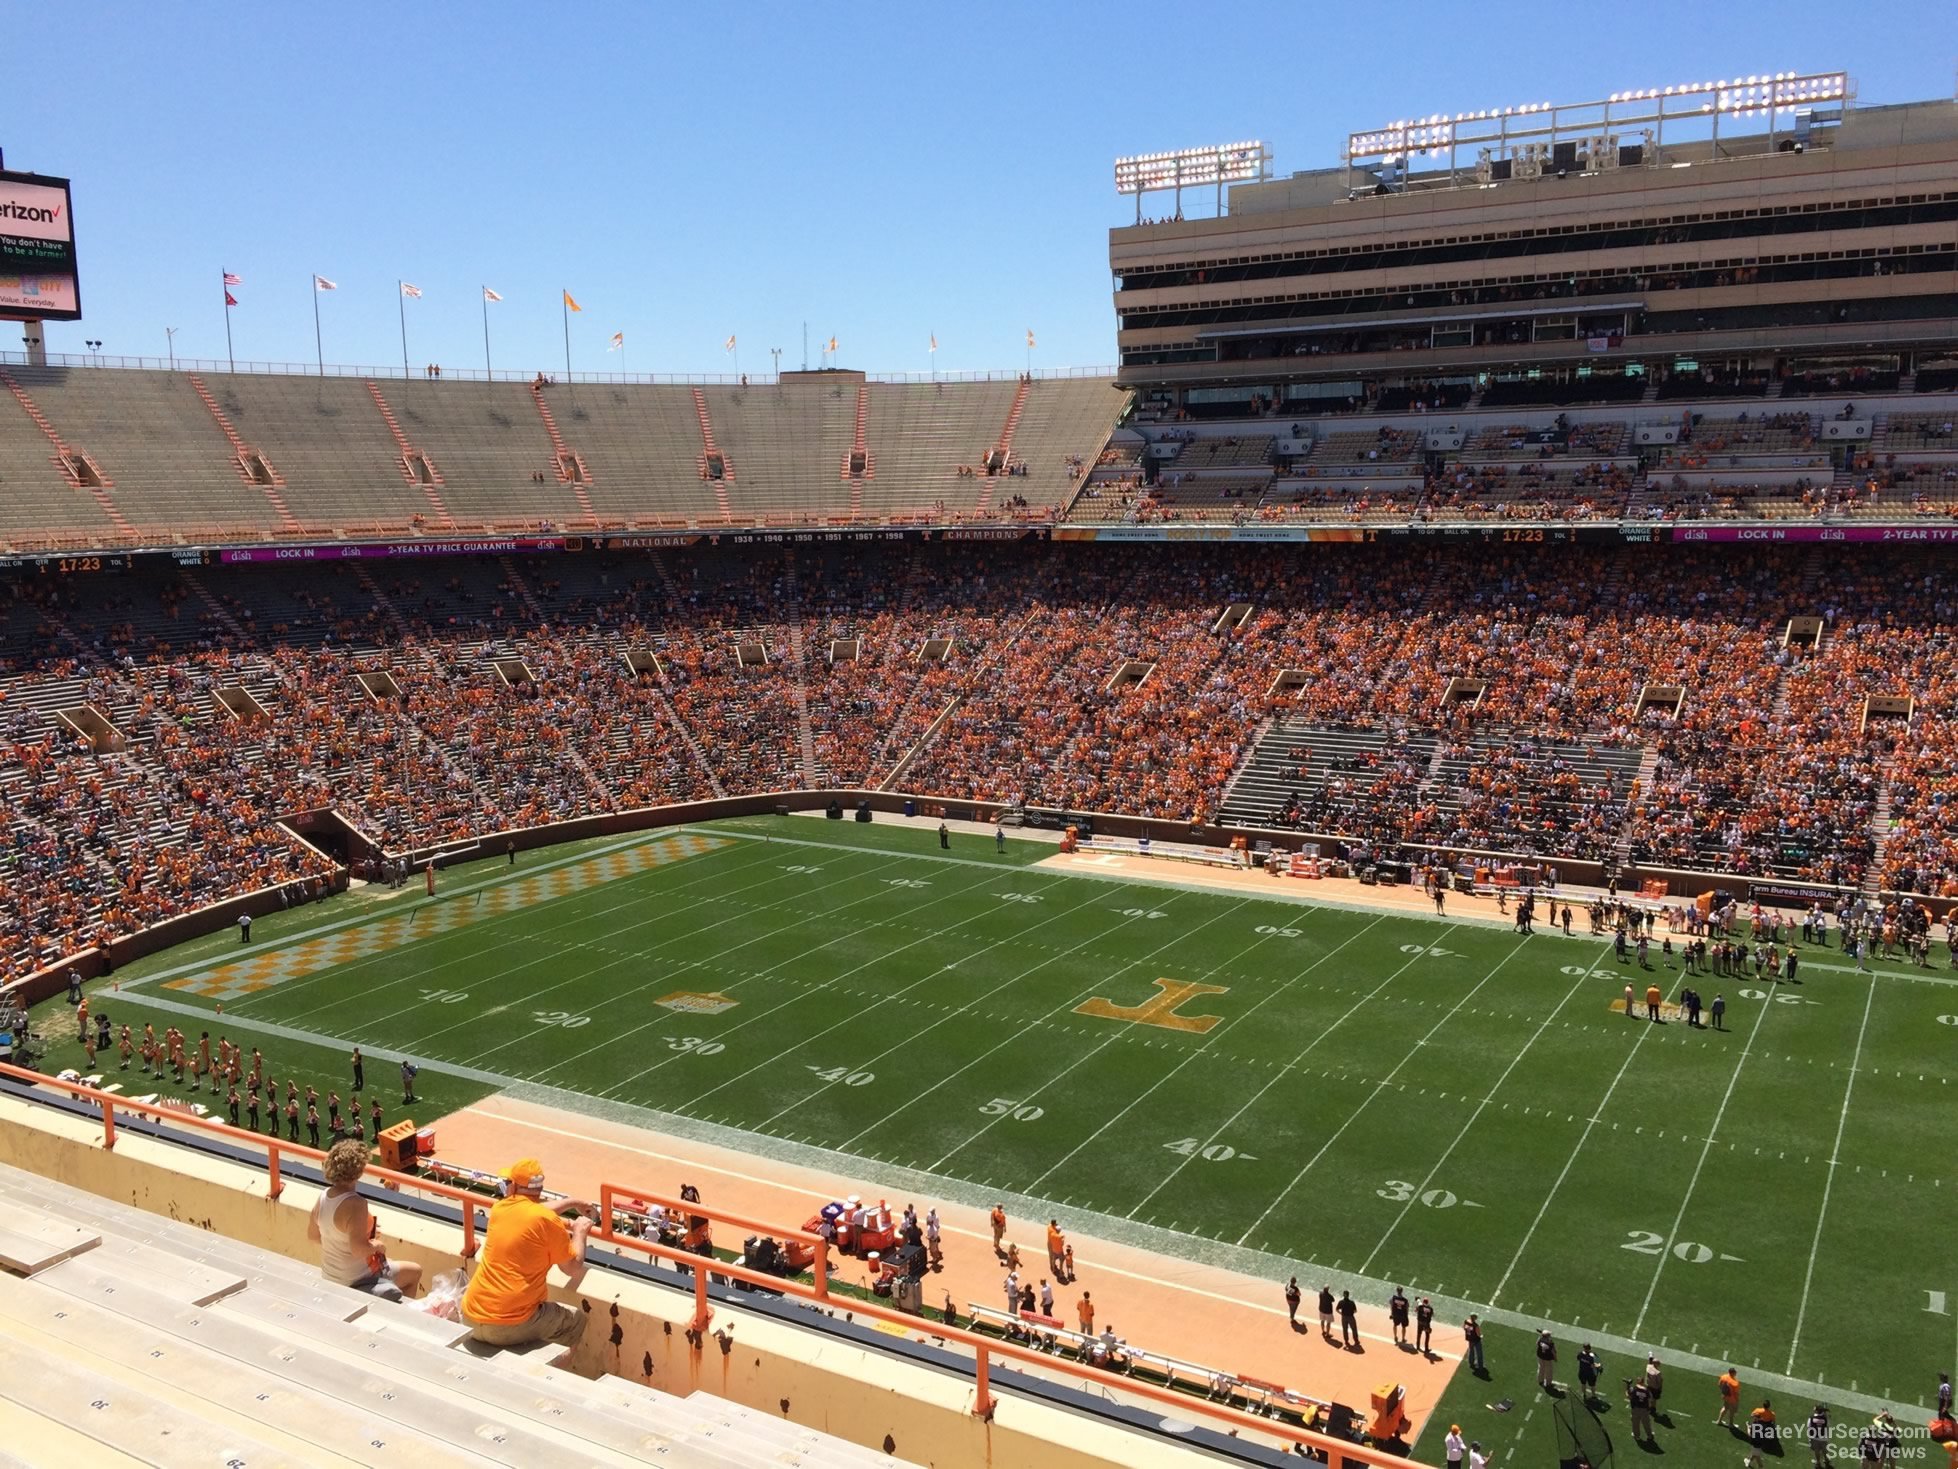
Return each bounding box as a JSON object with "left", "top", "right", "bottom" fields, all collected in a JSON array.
[
  {"left": 312, "top": 277, "right": 324, "bottom": 377},
  {"left": 222, "top": 270, "right": 234, "bottom": 375},
  {"left": 561, "top": 291, "right": 571, "bottom": 382},
  {"left": 397, "top": 281, "right": 409, "bottom": 379},
  {"left": 481, "top": 289, "right": 492, "bottom": 377}
]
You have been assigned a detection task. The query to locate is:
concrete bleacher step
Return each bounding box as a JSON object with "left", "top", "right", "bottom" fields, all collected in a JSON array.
[
  {"left": 38, "top": 1238, "right": 247, "bottom": 1307},
  {"left": 0, "top": 1204, "right": 101, "bottom": 1274},
  {"left": 0, "top": 1157, "right": 472, "bottom": 1345},
  {"left": 213, "top": 1293, "right": 736, "bottom": 1465},
  {"left": 506, "top": 1353, "right": 889, "bottom": 1469},
  {"left": 0, "top": 1270, "right": 469, "bottom": 1468},
  {"left": 62, "top": 1269, "right": 629, "bottom": 1468},
  {"left": 0, "top": 1331, "right": 308, "bottom": 1469}
]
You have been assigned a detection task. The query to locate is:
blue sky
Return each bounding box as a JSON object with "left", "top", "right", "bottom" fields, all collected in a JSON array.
[{"left": 16, "top": 1, "right": 1953, "bottom": 377}]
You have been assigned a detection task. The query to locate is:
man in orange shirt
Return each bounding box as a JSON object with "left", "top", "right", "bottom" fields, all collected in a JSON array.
[
  {"left": 1718, "top": 1367, "right": 1741, "bottom": 1428},
  {"left": 460, "top": 1158, "right": 593, "bottom": 1349},
  {"left": 1046, "top": 1219, "right": 1066, "bottom": 1277}
]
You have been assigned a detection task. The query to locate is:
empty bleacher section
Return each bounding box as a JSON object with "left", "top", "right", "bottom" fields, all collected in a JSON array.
[
  {"left": 8, "top": 366, "right": 266, "bottom": 534},
  {"left": 0, "top": 378, "right": 125, "bottom": 546},
  {"left": 548, "top": 383, "right": 721, "bottom": 523},
  {"left": 382, "top": 380, "right": 588, "bottom": 527},
  {"left": 700, "top": 378, "right": 860, "bottom": 519},
  {"left": 214, "top": 374, "right": 443, "bottom": 531}
]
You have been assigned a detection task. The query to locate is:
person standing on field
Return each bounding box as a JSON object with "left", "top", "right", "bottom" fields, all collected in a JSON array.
[
  {"left": 1718, "top": 1367, "right": 1741, "bottom": 1428},
  {"left": 1337, "top": 1290, "right": 1359, "bottom": 1349},
  {"left": 1318, "top": 1285, "right": 1336, "bottom": 1340},
  {"left": 1415, "top": 1295, "right": 1435, "bottom": 1355},
  {"left": 351, "top": 1046, "right": 365, "bottom": 1092},
  {"left": 1463, "top": 1313, "right": 1485, "bottom": 1372},
  {"left": 1389, "top": 1285, "right": 1409, "bottom": 1345},
  {"left": 1285, "top": 1276, "right": 1301, "bottom": 1326},
  {"left": 1535, "top": 1329, "right": 1558, "bottom": 1391},
  {"left": 1577, "top": 1343, "right": 1602, "bottom": 1405},
  {"left": 989, "top": 1203, "right": 1006, "bottom": 1257}
]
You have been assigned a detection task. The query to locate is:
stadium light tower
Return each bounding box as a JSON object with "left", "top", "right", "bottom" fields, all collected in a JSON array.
[{"left": 1114, "top": 141, "right": 1270, "bottom": 223}]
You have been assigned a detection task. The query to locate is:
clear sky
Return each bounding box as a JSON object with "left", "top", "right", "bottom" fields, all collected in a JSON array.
[{"left": 15, "top": 1, "right": 1954, "bottom": 378}]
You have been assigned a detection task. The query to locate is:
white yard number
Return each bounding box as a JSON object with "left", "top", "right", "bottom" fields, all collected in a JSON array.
[
  {"left": 807, "top": 1065, "right": 874, "bottom": 1086},
  {"left": 1623, "top": 1230, "right": 1740, "bottom": 1263},
  {"left": 1937, "top": 1016, "right": 1958, "bottom": 1027},
  {"left": 996, "top": 892, "right": 1042, "bottom": 904},
  {"left": 782, "top": 864, "right": 823, "bottom": 873},
  {"left": 886, "top": 878, "right": 931, "bottom": 889},
  {"left": 533, "top": 1010, "right": 589, "bottom": 1028},
  {"left": 1561, "top": 965, "right": 1619, "bottom": 980},
  {"left": 1400, "top": 943, "right": 1460, "bottom": 958},
  {"left": 665, "top": 1035, "right": 725, "bottom": 1056},
  {"left": 1926, "top": 1290, "right": 1949, "bottom": 1316},
  {"left": 1165, "top": 1137, "right": 1253, "bottom": 1162},
  {"left": 980, "top": 1097, "right": 1045, "bottom": 1122},
  {"left": 1376, "top": 1179, "right": 1460, "bottom": 1208},
  {"left": 1738, "top": 988, "right": 1816, "bottom": 1006},
  {"left": 419, "top": 988, "right": 468, "bottom": 1004},
  {"left": 1115, "top": 908, "right": 1167, "bottom": 919},
  {"left": 1256, "top": 925, "right": 1302, "bottom": 938}
]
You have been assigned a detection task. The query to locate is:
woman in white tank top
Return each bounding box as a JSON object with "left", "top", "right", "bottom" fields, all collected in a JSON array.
[{"left": 307, "top": 1137, "right": 424, "bottom": 1299}]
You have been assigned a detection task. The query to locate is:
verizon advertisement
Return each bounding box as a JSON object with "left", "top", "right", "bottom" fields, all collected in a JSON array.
[{"left": 0, "top": 171, "right": 79, "bottom": 321}]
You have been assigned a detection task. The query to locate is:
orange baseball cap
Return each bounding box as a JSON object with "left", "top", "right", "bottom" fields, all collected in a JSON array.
[{"left": 502, "top": 1158, "right": 546, "bottom": 1191}]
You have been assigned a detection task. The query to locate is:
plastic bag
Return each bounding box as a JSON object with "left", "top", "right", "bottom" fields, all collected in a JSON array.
[{"left": 420, "top": 1268, "right": 468, "bottom": 1321}]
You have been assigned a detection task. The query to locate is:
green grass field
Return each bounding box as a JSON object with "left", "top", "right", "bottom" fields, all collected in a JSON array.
[{"left": 36, "top": 815, "right": 1958, "bottom": 1464}]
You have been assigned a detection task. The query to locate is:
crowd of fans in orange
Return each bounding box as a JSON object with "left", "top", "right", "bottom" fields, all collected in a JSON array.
[{"left": 5, "top": 541, "right": 1958, "bottom": 985}]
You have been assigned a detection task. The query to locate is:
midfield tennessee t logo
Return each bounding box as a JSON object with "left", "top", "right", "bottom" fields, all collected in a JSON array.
[{"left": 1075, "top": 977, "right": 1229, "bottom": 1034}]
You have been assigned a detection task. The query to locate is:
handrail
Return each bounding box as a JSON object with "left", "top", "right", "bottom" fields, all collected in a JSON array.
[
  {"left": 0, "top": 1060, "right": 478, "bottom": 1258},
  {"left": 599, "top": 1182, "right": 831, "bottom": 1302},
  {"left": 0, "top": 1059, "right": 1405, "bottom": 1460},
  {"left": 588, "top": 1179, "right": 1404, "bottom": 1462}
]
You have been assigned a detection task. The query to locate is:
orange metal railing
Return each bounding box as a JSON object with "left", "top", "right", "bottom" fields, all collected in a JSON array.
[
  {"left": 0, "top": 1060, "right": 481, "bottom": 1258},
  {"left": 592, "top": 1176, "right": 1407, "bottom": 1463},
  {"left": 0, "top": 1062, "right": 1406, "bottom": 1463}
]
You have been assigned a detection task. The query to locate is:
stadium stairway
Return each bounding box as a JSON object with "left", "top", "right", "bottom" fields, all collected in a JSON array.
[
  {"left": 1216, "top": 721, "right": 1410, "bottom": 832},
  {"left": 0, "top": 1160, "right": 904, "bottom": 1467}
]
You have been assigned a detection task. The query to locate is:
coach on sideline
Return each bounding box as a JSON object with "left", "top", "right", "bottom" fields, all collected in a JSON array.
[{"left": 460, "top": 1157, "right": 593, "bottom": 1348}]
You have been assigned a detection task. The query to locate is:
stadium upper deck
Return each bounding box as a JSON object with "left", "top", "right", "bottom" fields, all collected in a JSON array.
[{"left": 1110, "top": 88, "right": 1958, "bottom": 408}]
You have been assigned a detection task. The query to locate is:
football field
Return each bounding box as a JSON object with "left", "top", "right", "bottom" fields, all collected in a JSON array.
[{"left": 77, "top": 815, "right": 1958, "bottom": 1418}]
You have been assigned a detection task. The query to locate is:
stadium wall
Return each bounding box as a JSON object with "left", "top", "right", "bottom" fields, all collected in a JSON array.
[
  {"left": 16, "top": 783, "right": 1858, "bottom": 1010},
  {"left": 0, "top": 1087, "right": 1261, "bottom": 1469}
]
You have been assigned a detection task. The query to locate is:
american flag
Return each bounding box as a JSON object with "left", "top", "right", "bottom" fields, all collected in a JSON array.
[
  {"left": 223, "top": 272, "right": 242, "bottom": 286},
  {"left": 399, "top": 282, "right": 422, "bottom": 299},
  {"left": 482, "top": 287, "right": 503, "bottom": 303},
  {"left": 313, "top": 275, "right": 338, "bottom": 291}
]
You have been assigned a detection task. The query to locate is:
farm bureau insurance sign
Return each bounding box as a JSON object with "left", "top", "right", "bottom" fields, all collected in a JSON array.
[{"left": 0, "top": 172, "right": 80, "bottom": 321}]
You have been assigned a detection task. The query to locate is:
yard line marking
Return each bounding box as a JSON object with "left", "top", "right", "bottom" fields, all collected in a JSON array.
[
  {"left": 622, "top": 873, "right": 1159, "bottom": 1104},
  {"left": 1630, "top": 965, "right": 1783, "bottom": 1338},
  {"left": 1490, "top": 941, "right": 1653, "bottom": 1304},
  {"left": 283, "top": 843, "right": 904, "bottom": 1060},
  {"left": 1359, "top": 952, "right": 1600, "bottom": 1275},
  {"left": 1026, "top": 914, "right": 1387, "bottom": 1200},
  {"left": 268, "top": 836, "right": 794, "bottom": 1026},
  {"left": 1235, "top": 934, "right": 1531, "bottom": 1247},
  {"left": 120, "top": 827, "right": 729, "bottom": 995},
  {"left": 1785, "top": 972, "right": 1877, "bottom": 1375},
  {"left": 1117, "top": 918, "right": 1429, "bottom": 1217},
  {"left": 845, "top": 899, "right": 1265, "bottom": 1161},
  {"left": 432, "top": 850, "right": 937, "bottom": 1069}
]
